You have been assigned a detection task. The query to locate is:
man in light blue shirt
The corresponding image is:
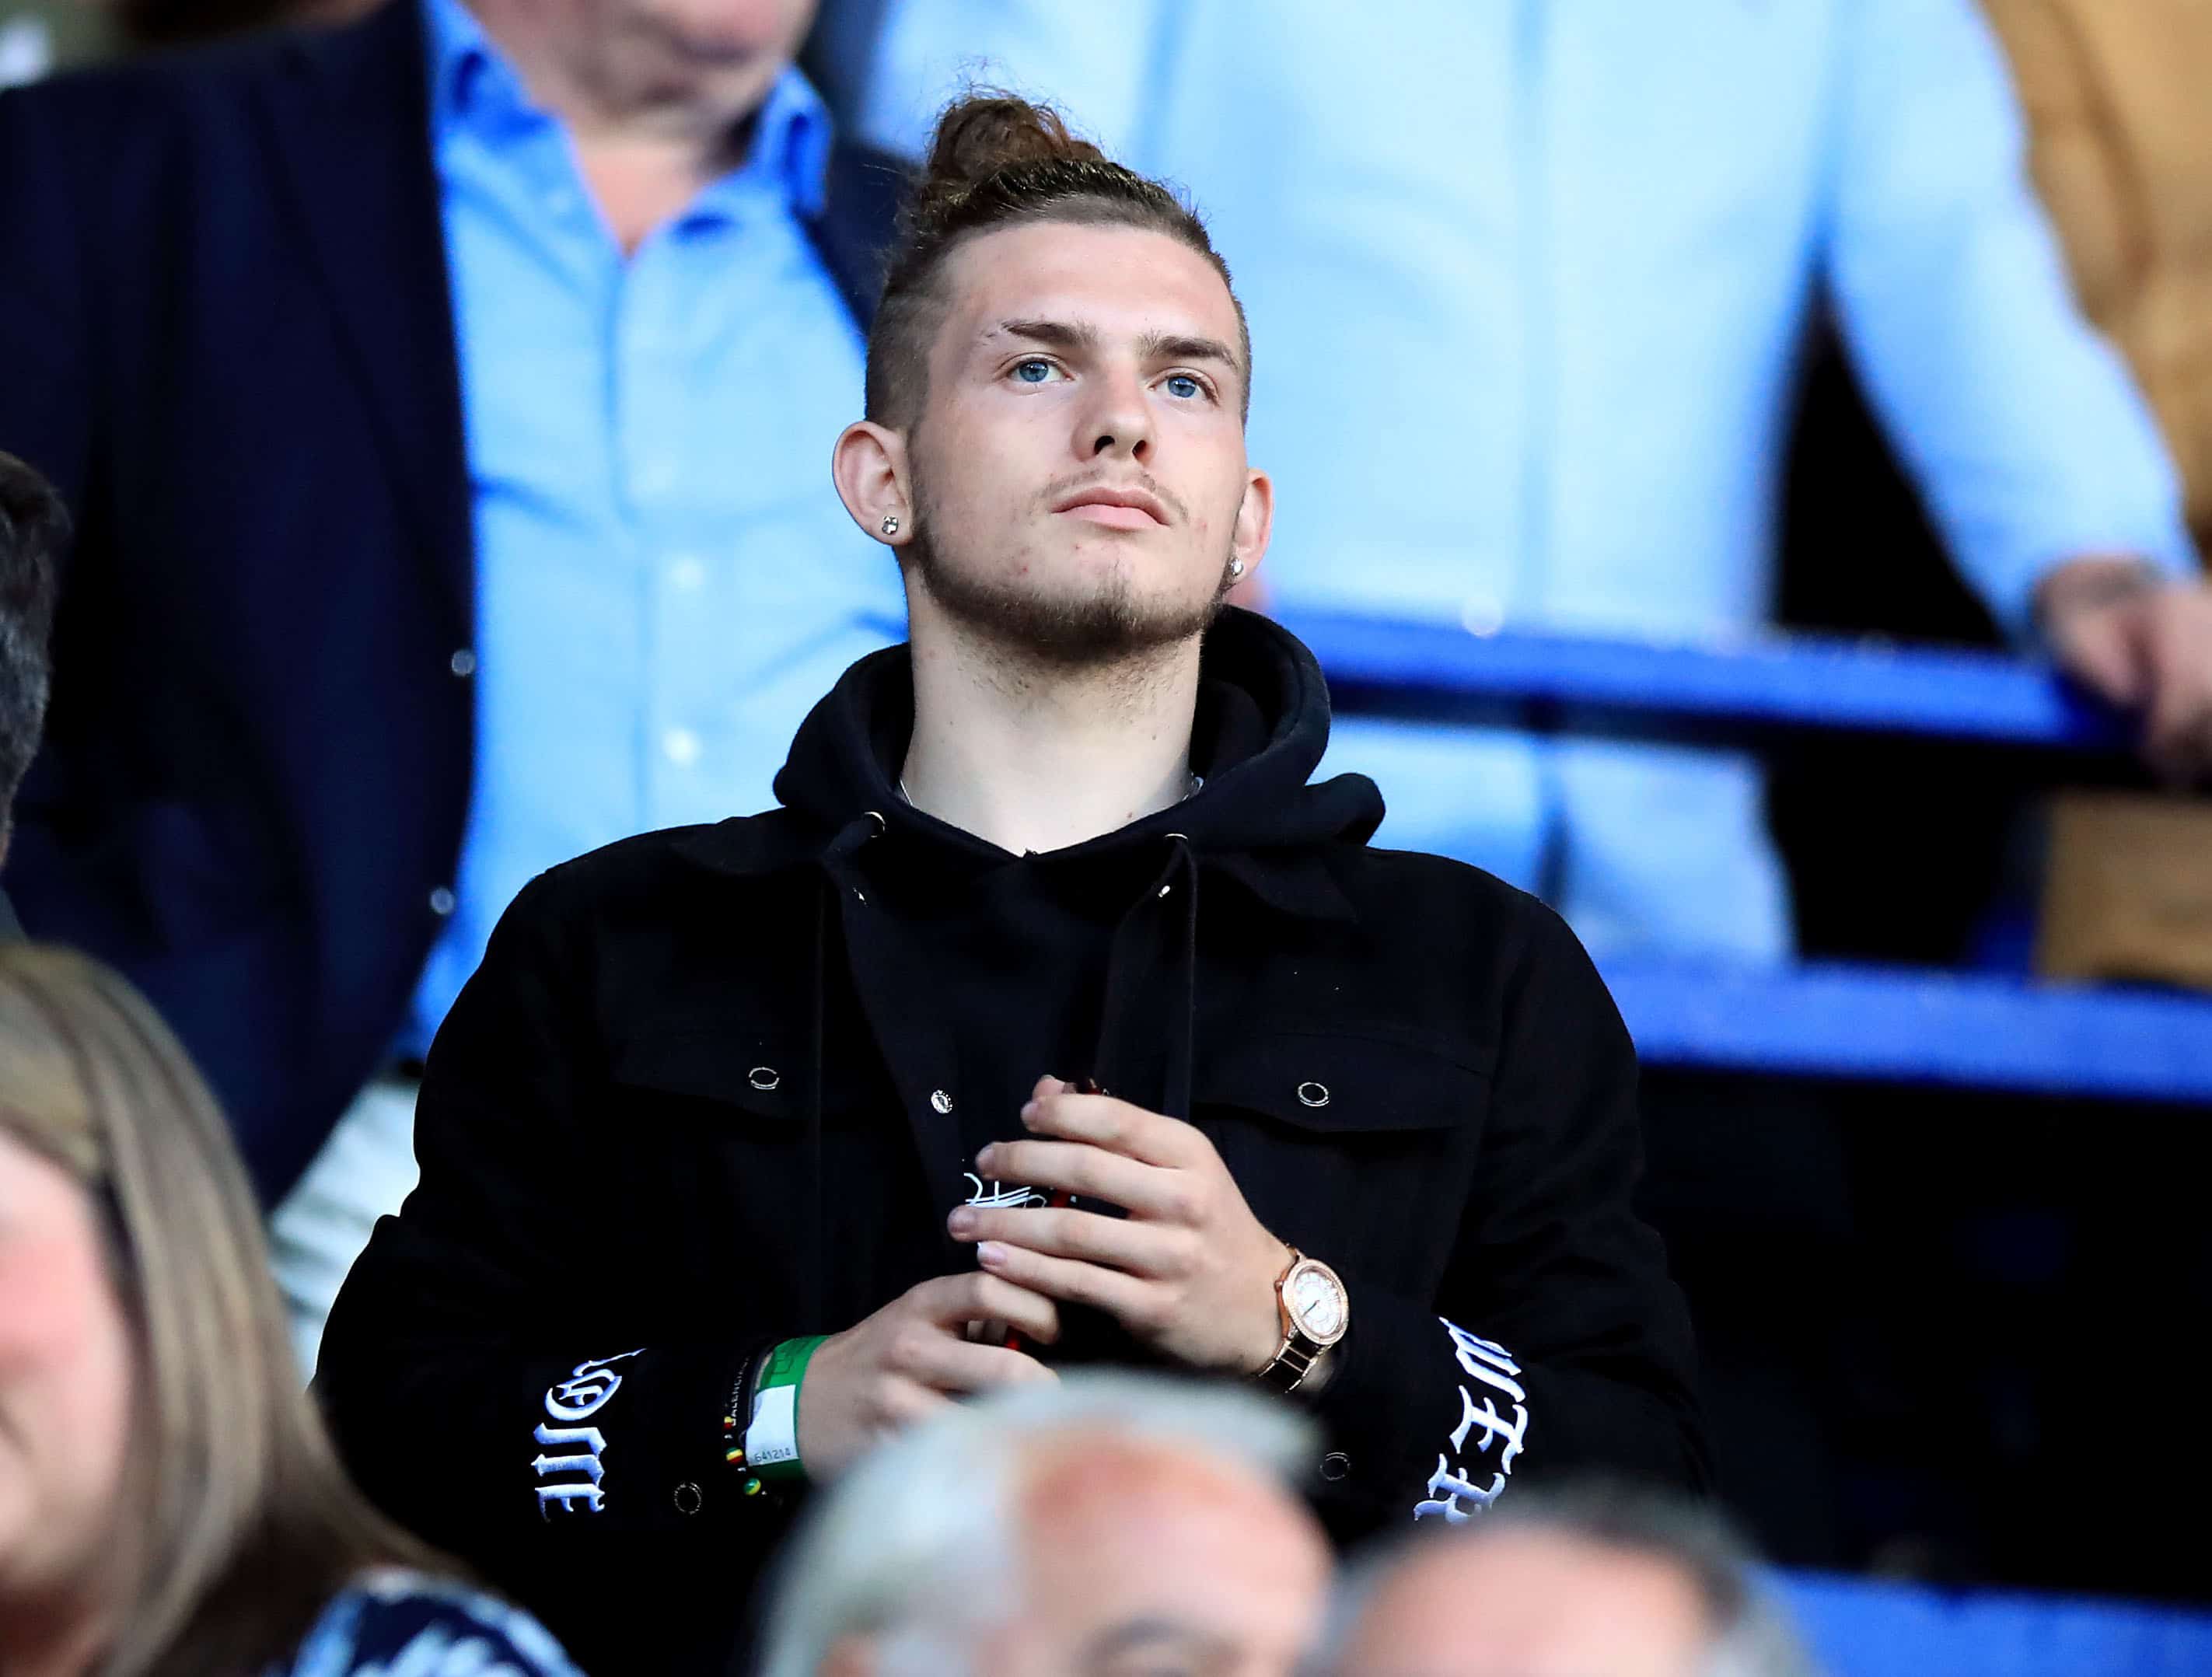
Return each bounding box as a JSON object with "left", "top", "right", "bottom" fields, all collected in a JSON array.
[
  {"left": 407, "top": 0, "right": 902, "bottom": 1046},
  {"left": 814, "top": 0, "right": 2210, "bottom": 963},
  {"left": 269, "top": 0, "right": 905, "bottom": 1364}
]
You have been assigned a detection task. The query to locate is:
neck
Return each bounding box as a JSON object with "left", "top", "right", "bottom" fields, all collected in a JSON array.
[
  {"left": 463, "top": 0, "right": 767, "bottom": 252},
  {"left": 900, "top": 606, "right": 1205, "bottom": 856}
]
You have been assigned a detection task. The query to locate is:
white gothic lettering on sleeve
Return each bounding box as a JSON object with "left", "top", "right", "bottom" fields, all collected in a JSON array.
[
  {"left": 533, "top": 1350, "right": 643, "bottom": 1518},
  {"left": 1412, "top": 1319, "right": 1528, "bottom": 1524}
]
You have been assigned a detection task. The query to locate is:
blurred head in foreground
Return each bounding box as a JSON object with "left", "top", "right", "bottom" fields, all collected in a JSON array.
[
  {"left": 1331, "top": 1483, "right": 1819, "bottom": 1677},
  {"left": 0, "top": 945, "right": 434, "bottom": 1677},
  {"left": 759, "top": 1373, "right": 1333, "bottom": 1677},
  {"left": 0, "top": 451, "right": 65, "bottom": 868}
]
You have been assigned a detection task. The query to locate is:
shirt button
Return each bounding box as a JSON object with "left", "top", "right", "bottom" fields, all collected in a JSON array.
[
  {"left": 667, "top": 554, "right": 707, "bottom": 592},
  {"left": 428, "top": 886, "right": 456, "bottom": 917},
  {"left": 662, "top": 728, "right": 701, "bottom": 767},
  {"left": 1460, "top": 595, "right": 1504, "bottom": 637},
  {"left": 1319, "top": 1452, "right": 1352, "bottom": 1482},
  {"left": 449, "top": 648, "right": 477, "bottom": 678}
]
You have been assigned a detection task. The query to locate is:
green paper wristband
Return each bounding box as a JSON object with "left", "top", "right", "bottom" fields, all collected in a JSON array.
[{"left": 747, "top": 1335, "right": 826, "bottom": 1484}]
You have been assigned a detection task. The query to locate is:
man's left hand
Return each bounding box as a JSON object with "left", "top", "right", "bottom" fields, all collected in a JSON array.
[
  {"left": 2039, "top": 557, "right": 2212, "bottom": 782},
  {"left": 946, "top": 1075, "right": 1289, "bottom": 1375}
]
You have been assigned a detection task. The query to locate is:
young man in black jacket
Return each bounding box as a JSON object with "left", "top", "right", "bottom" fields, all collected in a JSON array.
[{"left": 320, "top": 96, "right": 1706, "bottom": 1676}]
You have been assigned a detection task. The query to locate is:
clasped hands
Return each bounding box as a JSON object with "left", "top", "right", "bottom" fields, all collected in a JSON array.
[
  {"left": 949, "top": 1074, "right": 1290, "bottom": 1375},
  {"left": 796, "top": 1076, "right": 1291, "bottom": 1480}
]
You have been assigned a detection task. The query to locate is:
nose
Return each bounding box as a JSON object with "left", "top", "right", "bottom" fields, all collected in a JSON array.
[{"left": 1075, "top": 362, "right": 1153, "bottom": 464}]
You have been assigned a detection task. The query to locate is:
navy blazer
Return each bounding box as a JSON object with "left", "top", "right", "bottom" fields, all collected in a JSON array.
[{"left": 0, "top": 1, "right": 903, "bottom": 1201}]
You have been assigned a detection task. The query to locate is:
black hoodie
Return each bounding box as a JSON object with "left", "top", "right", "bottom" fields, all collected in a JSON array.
[
  {"left": 785, "top": 605, "right": 1384, "bottom": 1207},
  {"left": 320, "top": 610, "right": 1706, "bottom": 1677}
]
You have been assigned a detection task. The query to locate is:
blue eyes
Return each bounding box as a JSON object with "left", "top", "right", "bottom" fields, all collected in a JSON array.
[{"left": 1005, "top": 361, "right": 1209, "bottom": 400}]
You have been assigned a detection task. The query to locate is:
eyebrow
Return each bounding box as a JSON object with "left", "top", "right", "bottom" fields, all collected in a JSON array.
[{"left": 991, "top": 318, "right": 1244, "bottom": 377}]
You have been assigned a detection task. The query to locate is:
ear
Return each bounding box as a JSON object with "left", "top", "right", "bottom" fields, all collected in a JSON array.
[
  {"left": 1232, "top": 466, "right": 1274, "bottom": 582},
  {"left": 833, "top": 420, "right": 915, "bottom": 549}
]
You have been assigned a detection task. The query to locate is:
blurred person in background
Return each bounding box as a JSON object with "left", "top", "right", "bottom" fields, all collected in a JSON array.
[
  {"left": 757, "top": 1375, "right": 1333, "bottom": 1677},
  {"left": 0, "top": 0, "right": 910, "bottom": 1368},
  {"left": 815, "top": 0, "right": 2212, "bottom": 967},
  {"left": 0, "top": 451, "right": 64, "bottom": 938},
  {"left": 0, "top": 944, "right": 584, "bottom": 1677},
  {"left": 1985, "top": 0, "right": 2212, "bottom": 560},
  {"left": 1330, "top": 1482, "right": 1819, "bottom": 1677},
  {"left": 317, "top": 91, "right": 1702, "bottom": 1677}
]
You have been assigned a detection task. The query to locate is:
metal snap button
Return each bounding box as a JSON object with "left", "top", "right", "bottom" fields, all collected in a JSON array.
[
  {"left": 673, "top": 1481, "right": 704, "bottom": 1515},
  {"left": 748, "top": 1067, "right": 780, "bottom": 1092},
  {"left": 1297, "top": 1081, "right": 1330, "bottom": 1108},
  {"left": 930, "top": 1089, "right": 955, "bottom": 1115},
  {"left": 1319, "top": 1452, "right": 1351, "bottom": 1482}
]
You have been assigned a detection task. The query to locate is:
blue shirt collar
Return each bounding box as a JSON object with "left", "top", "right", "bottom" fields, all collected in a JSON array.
[{"left": 419, "top": 0, "right": 832, "bottom": 219}]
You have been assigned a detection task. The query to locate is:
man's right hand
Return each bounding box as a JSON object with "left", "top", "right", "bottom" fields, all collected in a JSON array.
[{"left": 794, "top": 1272, "right": 1061, "bottom": 1482}]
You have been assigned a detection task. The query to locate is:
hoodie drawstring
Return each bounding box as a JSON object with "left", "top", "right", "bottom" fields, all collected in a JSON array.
[
  {"left": 1090, "top": 833, "right": 1203, "bottom": 1119},
  {"left": 802, "top": 875, "right": 827, "bottom": 1333},
  {"left": 803, "top": 810, "right": 886, "bottom": 1331}
]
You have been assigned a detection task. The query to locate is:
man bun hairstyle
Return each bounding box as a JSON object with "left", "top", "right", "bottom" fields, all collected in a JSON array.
[{"left": 865, "top": 93, "right": 1249, "bottom": 428}]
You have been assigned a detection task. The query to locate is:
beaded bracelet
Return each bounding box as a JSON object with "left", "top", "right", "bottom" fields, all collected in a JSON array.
[{"left": 722, "top": 1350, "right": 765, "bottom": 1497}]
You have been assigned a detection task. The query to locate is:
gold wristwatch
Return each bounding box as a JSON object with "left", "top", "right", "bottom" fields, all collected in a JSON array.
[{"left": 1256, "top": 1247, "right": 1349, "bottom": 1395}]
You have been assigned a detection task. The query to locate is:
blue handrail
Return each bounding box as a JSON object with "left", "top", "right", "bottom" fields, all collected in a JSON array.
[
  {"left": 1605, "top": 959, "right": 2212, "bottom": 1105},
  {"left": 1284, "top": 608, "right": 2133, "bottom": 754},
  {"left": 1285, "top": 608, "right": 2212, "bottom": 1104},
  {"left": 1778, "top": 1570, "right": 2212, "bottom": 1677}
]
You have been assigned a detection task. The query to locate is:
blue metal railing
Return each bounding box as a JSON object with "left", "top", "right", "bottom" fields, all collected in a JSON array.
[
  {"left": 1287, "top": 609, "right": 2212, "bottom": 1106},
  {"left": 1779, "top": 1570, "right": 2212, "bottom": 1677},
  {"left": 1284, "top": 608, "right": 2131, "bottom": 755}
]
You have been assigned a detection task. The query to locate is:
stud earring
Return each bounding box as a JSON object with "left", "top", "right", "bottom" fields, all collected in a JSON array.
[
  {"left": 880, "top": 513, "right": 901, "bottom": 537},
  {"left": 1228, "top": 557, "right": 1246, "bottom": 579}
]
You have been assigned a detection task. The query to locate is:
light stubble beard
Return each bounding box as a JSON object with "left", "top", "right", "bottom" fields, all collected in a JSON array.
[{"left": 900, "top": 476, "right": 1241, "bottom": 676}]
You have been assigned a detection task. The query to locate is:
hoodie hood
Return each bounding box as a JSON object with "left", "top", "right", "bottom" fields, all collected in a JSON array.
[
  {"left": 771, "top": 606, "right": 1384, "bottom": 861},
  {"left": 726, "top": 611, "right": 1382, "bottom": 1340}
]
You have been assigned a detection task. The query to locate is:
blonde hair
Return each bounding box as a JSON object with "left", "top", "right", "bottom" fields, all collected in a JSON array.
[{"left": 0, "top": 945, "right": 439, "bottom": 1676}]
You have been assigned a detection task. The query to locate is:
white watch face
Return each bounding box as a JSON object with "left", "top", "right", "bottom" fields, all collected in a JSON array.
[{"left": 1287, "top": 1263, "right": 1348, "bottom": 1343}]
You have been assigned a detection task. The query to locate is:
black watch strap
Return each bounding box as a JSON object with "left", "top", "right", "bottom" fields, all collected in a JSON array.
[{"left": 1256, "top": 1333, "right": 1320, "bottom": 1396}]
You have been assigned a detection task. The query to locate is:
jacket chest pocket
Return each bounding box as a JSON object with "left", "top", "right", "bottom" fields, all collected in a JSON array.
[
  {"left": 602, "top": 1023, "right": 936, "bottom": 1322},
  {"left": 1195, "top": 1029, "right": 1487, "bottom": 1287},
  {"left": 603, "top": 1025, "right": 819, "bottom": 1293},
  {"left": 610, "top": 1027, "right": 800, "bottom": 1119}
]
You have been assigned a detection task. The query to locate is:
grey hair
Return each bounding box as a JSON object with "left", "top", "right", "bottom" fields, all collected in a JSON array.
[
  {"left": 1326, "top": 1480, "right": 1822, "bottom": 1677},
  {"left": 757, "top": 1372, "right": 1318, "bottom": 1677}
]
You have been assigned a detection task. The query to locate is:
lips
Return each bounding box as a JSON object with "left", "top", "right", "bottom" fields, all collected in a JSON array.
[{"left": 1052, "top": 485, "right": 1170, "bottom": 528}]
